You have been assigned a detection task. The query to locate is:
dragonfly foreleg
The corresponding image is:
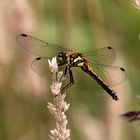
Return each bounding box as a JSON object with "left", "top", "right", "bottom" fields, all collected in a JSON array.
[{"left": 61, "top": 66, "right": 74, "bottom": 93}]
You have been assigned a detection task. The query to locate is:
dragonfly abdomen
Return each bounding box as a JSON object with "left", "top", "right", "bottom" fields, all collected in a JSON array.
[{"left": 81, "top": 64, "right": 119, "bottom": 101}]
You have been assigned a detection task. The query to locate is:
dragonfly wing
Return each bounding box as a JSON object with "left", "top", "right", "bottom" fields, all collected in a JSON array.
[
  {"left": 83, "top": 47, "right": 116, "bottom": 65},
  {"left": 31, "top": 57, "right": 51, "bottom": 78},
  {"left": 31, "top": 56, "right": 68, "bottom": 82},
  {"left": 16, "top": 34, "right": 68, "bottom": 57},
  {"left": 92, "top": 64, "right": 127, "bottom": 86}
]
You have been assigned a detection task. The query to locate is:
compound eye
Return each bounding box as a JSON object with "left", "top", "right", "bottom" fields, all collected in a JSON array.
[
  {"left": 58, "top": 56, "right": 63, "bottom": 61},
  {"left": 58, "top": 54, "right": 64, "bottom": 63},
  {"left": 58, "top": 53, "right": 62, "bottom": 57}
]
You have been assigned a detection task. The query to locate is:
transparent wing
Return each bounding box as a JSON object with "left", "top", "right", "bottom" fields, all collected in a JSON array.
[
  {"left": 82, "top": 47, "right": 126, "bottom": 86},
  {"left": 31, "top": 56, "right": 66, "bottom": 79},
  {"left": 82, "top": 46, "right": 116, "bottom": 65},
  {"left": 16, "top": 34, "right": 69, "bottom": 57},
  {"left": 91, "top": 64, "right": 127, "bottom": 86},
  {"left": 31, "top": 57, "right": 51, "bottom": 78}
]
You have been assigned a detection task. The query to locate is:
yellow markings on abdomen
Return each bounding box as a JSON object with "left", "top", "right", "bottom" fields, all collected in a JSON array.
[
  {"left": 82, "top": 64, "right": 119, "bottom": 100},
  {"left": 87, "top": 65, "right": 113, "bottom": 91}
]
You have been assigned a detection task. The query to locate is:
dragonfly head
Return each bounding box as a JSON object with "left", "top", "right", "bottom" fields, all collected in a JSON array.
[{"left": 57, "top": 51, "right": 68, "bottom": 65}]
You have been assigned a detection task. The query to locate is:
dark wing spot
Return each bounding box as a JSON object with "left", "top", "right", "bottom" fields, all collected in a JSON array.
[
  {"left": 107, "top": 46, "right": 112, "bottom": 49},
  {"left": 120, "top": 67, "right": 125, "bottom": 71},
  {"left": 21, "top": 34, "right": 28, "bottom": 37},
  {"left": 36, "top": 57, "right": 41, "bottom": 60}
]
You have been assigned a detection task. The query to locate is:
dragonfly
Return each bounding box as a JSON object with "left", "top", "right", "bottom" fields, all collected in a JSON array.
[{"left": 17, "top": 33, "right": 127, "bottom": 101}]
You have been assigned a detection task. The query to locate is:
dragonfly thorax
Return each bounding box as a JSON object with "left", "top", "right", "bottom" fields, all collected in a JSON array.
[{"left": 69, "top": 54, "right": 85, "bottom": 67}]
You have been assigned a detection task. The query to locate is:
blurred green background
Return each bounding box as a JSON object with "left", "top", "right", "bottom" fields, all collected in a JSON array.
[{"left": 1, "top": 0, "right": 140, "bottom": 140}]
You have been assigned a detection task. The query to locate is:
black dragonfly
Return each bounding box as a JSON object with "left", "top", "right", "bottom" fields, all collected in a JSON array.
[{"left": 17, "top": 34, "right": 127, "bottom": 101}]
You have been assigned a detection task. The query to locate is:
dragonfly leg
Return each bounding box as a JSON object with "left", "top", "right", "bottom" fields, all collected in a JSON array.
[
  {"left": 58, "top": 64, "right": 69, "bottom": 81},
  {"left": 64, "top": 65, "right": 69, "bottom": 76},
  {"left": 61, "top": 66, "right": 74, "bottom": 93}
]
